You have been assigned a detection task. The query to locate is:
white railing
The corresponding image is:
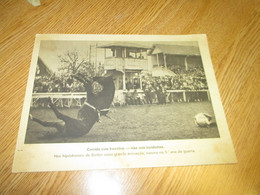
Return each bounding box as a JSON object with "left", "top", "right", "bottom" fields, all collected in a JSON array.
[
  {"left": 31, "top": 90, "right": 210, "bottom": 107},
  {"left": 32, "top": 92, "right": 86, "bottom": 108},
  {"left": 166, "top": 90, "right": 210, "bottom": 102},
  {"left": 32, "top": 92, "right": 86, "bottom": 99}
]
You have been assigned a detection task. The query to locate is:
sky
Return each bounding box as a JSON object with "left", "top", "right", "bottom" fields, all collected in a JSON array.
[
  {"left": 38, "top": 40, "right": 105, "bottom": 72},
  {"left": 38, "top": 40, "right": 199, "bottom": 73}
]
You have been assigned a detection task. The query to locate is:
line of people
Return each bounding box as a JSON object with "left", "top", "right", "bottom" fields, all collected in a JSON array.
[
  {"left": 124, "top": 88, "right": 209, "bottom": 106},
  {"left": 33, "top": 75, "right": 85, "bottom": 93}
]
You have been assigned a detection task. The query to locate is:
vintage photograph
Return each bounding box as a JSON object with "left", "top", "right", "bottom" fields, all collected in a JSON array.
[
  {"left": 13, "top": 35, "right": 237, "bottom": 172},
  {"left": 25, "top": 38, "right": 220, "bottom": 144}
]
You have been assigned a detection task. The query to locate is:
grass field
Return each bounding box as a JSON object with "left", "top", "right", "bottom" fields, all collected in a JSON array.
[{"left": 25, "top": 102, "right": 220, "bottom": 143}]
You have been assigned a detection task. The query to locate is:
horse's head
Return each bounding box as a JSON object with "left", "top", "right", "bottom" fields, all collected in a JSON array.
[
  {"left": 92, "top": 76, "right": 113, "bottom": 86},
  {"left": 72, "top": 73, "right": 93, "bottom": 85}
]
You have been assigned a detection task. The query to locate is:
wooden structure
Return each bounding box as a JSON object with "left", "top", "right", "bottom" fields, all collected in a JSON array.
[
  {"left": 36, "top": 57, "right": 52, "bottom": 76},
  {"left": 98, "top": 42, "right": 151, "bottom": 90},
  {"left": 150, "top": 44, "right": 202, "bottom": 70}
]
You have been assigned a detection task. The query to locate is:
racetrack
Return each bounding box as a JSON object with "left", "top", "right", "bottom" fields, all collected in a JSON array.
[{"left": 25, "top": 102, "right": 220, "bottom": 143}]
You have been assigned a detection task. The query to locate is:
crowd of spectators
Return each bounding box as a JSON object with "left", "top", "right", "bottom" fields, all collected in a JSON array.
[
  {"left": 33, "top": 67, "right": 208, "bottom": 93},
  {"left": 124, "top": 67, "right": 209, "bottom": 105},
  {"left": 33, "top": 67, "right": 210, "bottom": 106},
  {"left": 33, "top": 74, "right": 85, "bottom": 93},
  {"left": 141, "top": 67, "right": 208, "bottom": 91}
]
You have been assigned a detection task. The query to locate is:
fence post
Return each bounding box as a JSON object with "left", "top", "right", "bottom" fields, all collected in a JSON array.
[{"left": 183, "top": 91, "right": 186, "bottom": 102}]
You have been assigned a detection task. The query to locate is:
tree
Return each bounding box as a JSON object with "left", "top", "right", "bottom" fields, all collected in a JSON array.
[
  {"left": 58, "top": 51, "right": 104, "bottom": 77},
  {"left": 58, "top": 51, "right": 89, "bottom": 74}
]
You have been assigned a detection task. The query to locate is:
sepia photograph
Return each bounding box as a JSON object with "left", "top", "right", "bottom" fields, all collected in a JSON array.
[
  {"left": 13, "top": 35, "right": 236, "bottom": 172},
  {"left": 25, "top": 39, "right": 219, "bottom": 143}
]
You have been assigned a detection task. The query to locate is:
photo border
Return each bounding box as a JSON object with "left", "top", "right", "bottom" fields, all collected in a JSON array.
[{"left": 13, "top": 34, "right": 237, "bottom": 172}]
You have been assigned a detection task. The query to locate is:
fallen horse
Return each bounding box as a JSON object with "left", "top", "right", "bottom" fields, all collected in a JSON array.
[
  {"left": 30, "top": 75, "right": 115, "bottom": 138},
  {"left": 73, "top": 73, "right": 115, "bottom": 118}
]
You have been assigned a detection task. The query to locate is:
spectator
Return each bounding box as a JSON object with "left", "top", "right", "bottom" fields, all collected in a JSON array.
[{"left": 33, "top": 73, "right": 85, "bottom": 93}]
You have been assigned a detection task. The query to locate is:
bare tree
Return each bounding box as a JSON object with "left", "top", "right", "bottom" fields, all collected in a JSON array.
[
  {"left": 58, "top": 51, "right": 87, "bottom": 74},
  {"left": 58, "top": 50, "right": 105, "bottom": 77}
]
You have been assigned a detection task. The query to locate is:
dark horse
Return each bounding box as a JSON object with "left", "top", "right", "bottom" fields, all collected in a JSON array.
[
  {"left": 73, "top": 73, "right": 115, "bottom": 118},
  {"left": 30, "top": 75, "right": 115, "bottom": 138}
]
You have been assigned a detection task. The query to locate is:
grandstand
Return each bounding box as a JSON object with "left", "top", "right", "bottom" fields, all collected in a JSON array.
[{"left": 32, "top": 43, "right": 211, "bottom": 107}]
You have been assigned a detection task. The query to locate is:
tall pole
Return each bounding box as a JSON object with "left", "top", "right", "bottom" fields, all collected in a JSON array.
[
  {"left": 140, "top": 73, "right": 142, "bottom": 90},
  {"left": 185, "top": 56, "right": 188, "bottom": 71},
  {"left": 123, "top": 48, "right": 126, "bottom": 90},
  {"left": 156, "top": 53, "right": 159, "bottom": 67},
  {"left": 89, "top": 45, "right": 91, "bottom": 65},
  {"left": 95, "top": 43, "right": 98, "bottom": 74},
  {"left": 123, "top": 72, "right": 126, "bottom": 90},
  {"left": 164, "top": 54, "right": 167, "bottom": 69}
]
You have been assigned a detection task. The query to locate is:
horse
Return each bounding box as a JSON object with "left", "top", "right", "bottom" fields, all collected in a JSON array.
[
  {"left": 73, "top": 73, "right": 115, "bottom": 118},
  {"left": 30, "top": 97, "right": 99, "bottom": 138},
  {"left": 30, "top": 75, "right": 115, "bottom": 138}
]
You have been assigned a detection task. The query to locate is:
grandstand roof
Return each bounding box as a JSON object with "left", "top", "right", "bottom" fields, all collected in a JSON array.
[
  {"left": 151, "top": 44, "right": 201, "bottom": 56},
  {"left": 37, "top": 57, "right": 52, "bottom": 76},
  {"left": 98, "top": 42, "right": 151, "bottom": 49}
]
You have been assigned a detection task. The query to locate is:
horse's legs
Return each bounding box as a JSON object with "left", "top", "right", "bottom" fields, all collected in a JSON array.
[
  {"left": 72, "top": 72, "right": 85, "bottom": 82},
  {"left": 48, "top": 98, "right": 73, "bottom": 123},
  {"left": 30, "top": 115, "right": 65, "bottom": 133},
  {"left": 48, "top": 98, "right": 91, "bottom": 131},
  {"left": 72, "top": 73, "right": 94, "bottom": 97}
]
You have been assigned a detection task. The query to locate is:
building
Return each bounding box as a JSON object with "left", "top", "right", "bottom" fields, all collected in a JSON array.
[
  {"left": 150, "top": 44, "right": 203, "bottom": 71},
  {"left": 98, "top": 42, "right": 152, "bottom": 90},
  {"left": 36, "top": 57, "right": 52, "bottom": 76}
]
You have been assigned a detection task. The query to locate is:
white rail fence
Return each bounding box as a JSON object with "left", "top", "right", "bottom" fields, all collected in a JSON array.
[{"left": 31, "top": 90, "right": 210, "bottom": 108}]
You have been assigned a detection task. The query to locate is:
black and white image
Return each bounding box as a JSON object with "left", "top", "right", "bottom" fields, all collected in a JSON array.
[
  {"left": 13, "top": 35, "right": 236, "bottom": 172},
  {"left": 26, "top": 38, "right": 219, "bottom": 143}
]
